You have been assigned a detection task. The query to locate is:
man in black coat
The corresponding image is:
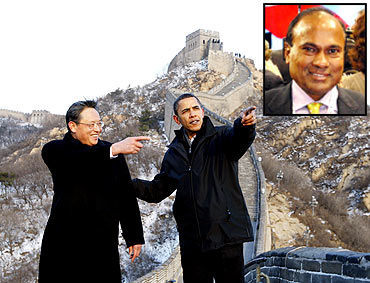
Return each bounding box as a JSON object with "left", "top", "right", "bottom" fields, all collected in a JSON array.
[
  {"left": 264, "top": 7, "right": 366, "bottom": 115},
  {"left": 133, "top": 93, "right": 257, "bottom": 283},
  {"left": 39, "top": 100, "right": 149, "bottom": 283}
]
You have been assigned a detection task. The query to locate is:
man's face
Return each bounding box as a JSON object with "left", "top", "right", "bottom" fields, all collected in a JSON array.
[
  {"left": 173, "top": 97, "right": 204, "bottom": 139},
  {"left": 285, "top": 12, "right": 345, "bottom": 100},
  {"left": 69, "top": 107, "right": 102, "bottom": 146}
]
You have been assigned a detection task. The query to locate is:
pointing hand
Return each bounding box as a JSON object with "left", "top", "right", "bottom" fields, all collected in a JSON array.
[
  {"left": 112, "top": 136, "right": 151, "bottom": 155},
  {"left": 240, "top": 106, "right": 257, "bottom": 126}
]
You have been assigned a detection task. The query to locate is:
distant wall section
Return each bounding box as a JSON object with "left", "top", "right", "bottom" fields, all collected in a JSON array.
[
  {"left": 29, "top": 110, "right": 52, "bottom": 125},
  {"left": 208, "top": 50, "right": 234, "bottom": 76},
  {"left": 168, "top": 29, "right": 223, "bottom": 73},
  {"left": 0, "top": 109, "right": 54, "bottom": 125},
  {"left": 168, "top": 47, "right": 186, "bottom": 73},
  {"left": 0, "top": 109, "right": 28, "bottom": 122}
]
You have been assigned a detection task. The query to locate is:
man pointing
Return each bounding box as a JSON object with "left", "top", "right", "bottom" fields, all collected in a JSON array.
[
  {"left": 39, "top": 100, "right": 149, "bottom": 283},
  {"left": 133, "top": 93, "right": 256, "bottom": 283}
]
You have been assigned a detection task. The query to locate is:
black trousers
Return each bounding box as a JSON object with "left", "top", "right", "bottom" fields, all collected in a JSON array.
[{"left": 180, "top": 243, "right": 244, "bottom": 283}]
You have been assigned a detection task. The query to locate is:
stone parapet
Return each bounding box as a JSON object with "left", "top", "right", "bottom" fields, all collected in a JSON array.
[
  {"left": 249, "top": 144, "right": 271, "bottom": 256},
  {"left": 131, "top": 246, "right": 182, "bottom": 283},
  {"left": 208, "top": 50, "right": 234, "bottom": 77},
  {"left": 186, "top": 29, "right": 219, "bottom": 42},
  {"left": 245, "top": 247, "right": 370, "bottom": 283},
  {"left": 168, "top": 47, "right": 186, "bottom": 73},
  {"left": 0, "top": 109, "right": 54, "bottom": 125},
  {"left": 0, "top": 109, "right": 28, "bottom": 122}
]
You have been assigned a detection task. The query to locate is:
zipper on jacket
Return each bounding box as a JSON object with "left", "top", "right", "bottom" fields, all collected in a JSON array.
[
  {"left": 188, "top": 162, "right": 204, "bottom": 251},
  {"left": 172, "top": 141, "right": 203, "bottom": 249},
  {"left": 188, "top": 134, "right": 212, "bottom": 251},
  {"left": 226, "top": 208, "right": 231, "bottom": 221}
]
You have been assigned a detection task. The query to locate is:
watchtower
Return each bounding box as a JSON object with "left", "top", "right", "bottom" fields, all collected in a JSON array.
[
  {"left": 185, "top": 29, "right": 223, "bottom": 63},
  {"left": 168, "top": 29, "right": 223, "bottom": 72}
]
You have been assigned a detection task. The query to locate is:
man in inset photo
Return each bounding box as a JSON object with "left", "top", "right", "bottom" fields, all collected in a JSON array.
[{"left": 264, "top": 5, "right": 366, "bottom": 115}]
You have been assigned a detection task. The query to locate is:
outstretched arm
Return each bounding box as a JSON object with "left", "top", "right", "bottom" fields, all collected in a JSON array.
[
  {"left": 111, "top": 136, "right": 151, "bottom": 155},
  {"left": 224, "top": 106, "right": 257, "bottom": 160},
  {"left": 133, "top": 172, "right": 178, "bottom": 203}
]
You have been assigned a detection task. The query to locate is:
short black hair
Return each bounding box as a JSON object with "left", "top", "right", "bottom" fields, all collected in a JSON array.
[
  {"left": 66, "top": 100, "right": 97, "bottom": 132},
  {"left": 173, "top": 93, "right": 202, "bottom": 116},
  {"left": 285, "top": 7, "right": 346, "bottom": 46}
]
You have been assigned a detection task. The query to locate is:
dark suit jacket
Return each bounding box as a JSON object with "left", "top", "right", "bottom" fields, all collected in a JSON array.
[{"left": 264, "top": 82, "right": 366, "bottom": 115}]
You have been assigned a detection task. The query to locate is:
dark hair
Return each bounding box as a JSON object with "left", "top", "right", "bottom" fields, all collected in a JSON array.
[
  {"left": 348, "top": 10, "right": 365, "bottom": 74},
  {"left": 66, "top": 100, "right": 97, "bottom": 132},
  {"left": 285, "top": 7, "right": 346, "bottom": 46},
  {"left": 173, "top": 93, "right": 202, "bottom": 116}
]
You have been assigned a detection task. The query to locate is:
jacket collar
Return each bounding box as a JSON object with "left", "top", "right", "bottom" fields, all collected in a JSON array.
[
  {"left": 63, "top": 131, "right": 102, "bottom": 147},
  {"left": 266, "top": 82, "right": 293, "bottom": 114},
  {"left": 174, "top": 116, "right": 216, "bottom": 143},
  {"left": 337, "top": 88, "right": 362, "bottom": 114},
  {"left": 64, "top": 131, "right": 79, "bottom": 144}
]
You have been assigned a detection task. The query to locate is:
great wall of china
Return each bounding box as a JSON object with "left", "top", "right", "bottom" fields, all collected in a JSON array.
[
  {"left": 133, "top": 29, "right": 370, "bottom": 283},
  {"left": 2, "top": 28, "right": 368, "bottom": 283},
  {"left": 0, "top": 108, "right": 54, "bottom": 125}
]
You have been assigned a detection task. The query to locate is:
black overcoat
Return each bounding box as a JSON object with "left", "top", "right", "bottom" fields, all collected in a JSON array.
[
  {"left": 38, "top": 132, "right": 144, "bottom": 283},
  {"left": 133, "top": 116, "right": 255, "bottom": 253}
]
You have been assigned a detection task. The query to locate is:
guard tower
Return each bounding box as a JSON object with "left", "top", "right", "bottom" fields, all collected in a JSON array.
[
  {"left": 185, "top": 29, "right": 223, "bottom": 63},
  {"left": 168, "top": 29, "right": 223, "bottom": 72}
]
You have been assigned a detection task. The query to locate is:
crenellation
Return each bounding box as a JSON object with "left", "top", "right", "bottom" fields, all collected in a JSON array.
[
  {"left": 29, "top": 110, "right": 52, "bottom": 125},
  {"left": 244, "top": 247, "right": 370, "bottom": 283},
  {"left": 0, "top": 108, "right": 54, "bottom": 125},
  {"left": 169, "top": 29, "right": 225, "bottom": 73},
  {"left": 0, "top": 109, "right": 29, "bottom": 122}
]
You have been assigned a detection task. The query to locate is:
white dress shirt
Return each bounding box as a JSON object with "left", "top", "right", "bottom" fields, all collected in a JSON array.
[{"left": 292, "top": 80, "right": 338, "bottom": 114}]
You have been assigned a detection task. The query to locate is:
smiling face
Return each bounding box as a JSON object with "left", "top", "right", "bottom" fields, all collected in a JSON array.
[
  {"left": 68, "top": 107, "right": 102, "bottom": 146},
  {"left": 173, "top": 97, "right": 204, "bottom": 139},
  {"left": 285, "top": 11, "right": 345, "bottom": 100}
]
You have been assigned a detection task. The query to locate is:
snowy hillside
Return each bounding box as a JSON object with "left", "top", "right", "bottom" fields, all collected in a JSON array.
[
  {"left": 0, "top": 60, "right": 209, "bottom": 282},
  {"left": 0, "top": 117, "right": 39, "bottom": 149}
]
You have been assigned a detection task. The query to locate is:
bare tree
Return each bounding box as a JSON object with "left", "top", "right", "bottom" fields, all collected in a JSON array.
[{"left": 1, "top": 210, "right": 25, "bottom": 257}]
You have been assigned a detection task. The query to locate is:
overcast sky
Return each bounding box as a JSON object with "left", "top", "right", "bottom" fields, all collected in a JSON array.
[{"left": 0, "top": 0, "right": 368, "bottom": 114}]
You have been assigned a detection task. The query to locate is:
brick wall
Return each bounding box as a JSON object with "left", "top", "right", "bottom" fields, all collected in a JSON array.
[{"left": 244, "top": 247, "right": 370, "bottom": 283}]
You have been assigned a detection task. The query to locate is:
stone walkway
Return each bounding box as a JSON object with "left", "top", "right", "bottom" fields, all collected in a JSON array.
[
  {"left": 239, "top": 151, "right": 258, "bottom": 221},
  {"left": 214, "top": 60, "right": 252, "bottom": 96}
]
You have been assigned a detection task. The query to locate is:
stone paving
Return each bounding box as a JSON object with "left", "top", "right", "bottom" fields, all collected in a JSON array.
[
  {"left": 214, "top": 60, "right": 252, "bottom": 96},
  {"left": 239, "top": 151, "right": 258, "bottom": 221}
]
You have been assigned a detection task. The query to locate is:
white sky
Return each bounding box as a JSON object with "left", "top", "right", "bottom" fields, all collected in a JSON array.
[{"left": 0, "top": 0, "right": 368, "bottom": 115}]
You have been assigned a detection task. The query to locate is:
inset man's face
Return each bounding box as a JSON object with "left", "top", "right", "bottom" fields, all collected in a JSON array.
[{"left": 285, "top": 12, "right": 345, "bottom": 100}]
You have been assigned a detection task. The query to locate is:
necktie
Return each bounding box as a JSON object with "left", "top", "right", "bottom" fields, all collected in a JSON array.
[{"left": 307, "top": 102, "right": 322, "bottom": 114}]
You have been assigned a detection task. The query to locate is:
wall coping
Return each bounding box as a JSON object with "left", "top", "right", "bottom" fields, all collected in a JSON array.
[{"left": 257, "top": 246, "right": 370, "bottom": 264}]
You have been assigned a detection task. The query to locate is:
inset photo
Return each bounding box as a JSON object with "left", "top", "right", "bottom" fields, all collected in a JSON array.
[{"left": 264, "top": 4, "right": 366, "bottom": 115}]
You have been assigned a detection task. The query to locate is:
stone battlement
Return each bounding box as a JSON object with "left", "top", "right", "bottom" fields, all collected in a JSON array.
[
  {"left": 186, "top": 29, "right": 220, "bottom": 41},
  {"left": 0, "top": 109, "right": 29, "bottom": 122},
  {"left": 0, "top": 108, "right": 53, "bottom": 125},
  {"left": 168, "top": 29, "right": 224, "bottom": 73},
  {"left": 245, "top": 247, "right": 370, "bottom": 282}
]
